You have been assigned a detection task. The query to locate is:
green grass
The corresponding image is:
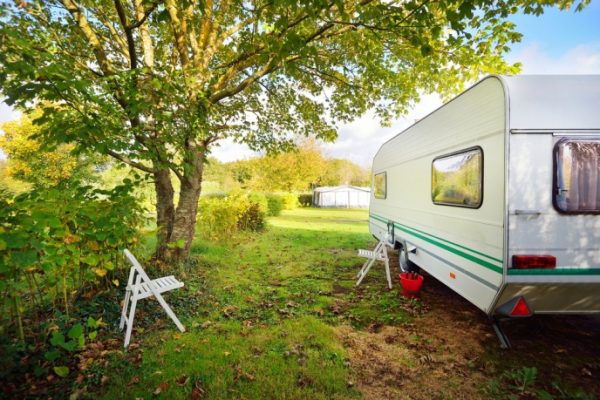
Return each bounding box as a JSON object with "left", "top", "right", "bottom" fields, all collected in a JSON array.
[{"left": 100, "top": 208, "right": 416, "bottom": 399}]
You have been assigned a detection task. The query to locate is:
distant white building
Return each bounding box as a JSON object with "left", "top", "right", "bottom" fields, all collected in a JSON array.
[{"left": 312, "top": 185, "right": 371, "bottom": 208}]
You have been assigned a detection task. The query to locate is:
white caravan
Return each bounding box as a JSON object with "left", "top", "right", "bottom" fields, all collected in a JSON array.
[{"left": 369, "top": 75, "right": 600, "bottom": 347}]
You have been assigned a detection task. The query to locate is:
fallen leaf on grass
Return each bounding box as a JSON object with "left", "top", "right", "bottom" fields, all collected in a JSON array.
[
  {"left": 175, "top": 374, "right": 189, "bottom": 386},
  {"left": 191, "top": 379, "right": 205, "bottom": 399},
  {"left": 201, "top": 321, "right": 213, "bottom": 329},
  {"left": 153, "top": 381, "right": 169, "bottom": 396},
  {"left": 222, "top": 306, "right": 237, "bottom": 318},
  {"left": 233, "top": 364, "right": 255, "bottom": 382},
  {"left": 127, "top": 375, "right": 140, "bottom": 386}
]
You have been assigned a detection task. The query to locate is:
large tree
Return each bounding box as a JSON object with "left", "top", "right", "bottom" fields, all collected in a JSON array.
[{"left": 0, "top": 0, "right": 587, "bottom": 261}]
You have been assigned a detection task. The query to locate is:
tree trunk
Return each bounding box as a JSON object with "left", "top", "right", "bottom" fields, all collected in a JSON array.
[
  {"left": 153, "top": 152, "right": 204, "bottom": 264},
  {"left": 166, "top": 178, "right": 202, "bottom": 261},
  {"left": 153, "top": 169, "right": 175, "bottom": 261}
]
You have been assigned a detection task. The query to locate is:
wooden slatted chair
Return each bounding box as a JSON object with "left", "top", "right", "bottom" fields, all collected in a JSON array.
[{"left": 120, "top": 249, "right": 185, "bottom": 348}]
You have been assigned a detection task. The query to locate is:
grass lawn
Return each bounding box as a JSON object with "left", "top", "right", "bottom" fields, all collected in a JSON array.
[
  {"left": 96, "top": 208, "right": 600, "bottom": 400},
  {"left": 100, "top": 208, "right": 405, "bottom": 399}
]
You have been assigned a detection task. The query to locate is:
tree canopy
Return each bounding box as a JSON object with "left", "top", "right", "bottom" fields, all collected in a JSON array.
[
  {"left": 0, "top": 111, "right": 96, "bottom": 188},
  {"left": 0, "top": 0, "right": 588, "bottom": 260}
]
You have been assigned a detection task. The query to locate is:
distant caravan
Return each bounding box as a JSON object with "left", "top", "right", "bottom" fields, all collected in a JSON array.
[{"left": 369, "top": 75, "right": 600, "bottom": 347}]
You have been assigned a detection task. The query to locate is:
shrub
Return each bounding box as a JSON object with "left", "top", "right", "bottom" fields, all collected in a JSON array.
[
  {"left": 237, "top": 201, "right": 265, "bottom": 231},
  {"left": 280, "top": 193, "right": 299, "bottom": 210},
  {"left": 0, "top": 181, "right": 144, "bottom": 341},
  {"left": 197, "top": 196, "right": 239, "bottom": 241},
  {"left": 298, "top": 193, "right": 313, "bottom": 207},
  {"left": 247, "top": 192, "right": 269, "bottom": 215},
  {"left": 197, "top": 192, "right": 266, "bottom": 240},
  {"left": 202, "top": 191, "right": 227, "bottom": 199},
  {"left": 265, "top": 194, "right": 284, "bottom": 216}
]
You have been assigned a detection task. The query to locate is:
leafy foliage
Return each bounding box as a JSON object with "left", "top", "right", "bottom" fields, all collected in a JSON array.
[
  {"left": 197, "top": 192, "right": 267, "bottom": 240},
  {"left": 205, "top": 141, "right": 370, "bottom": 193},
  {"left": 1, "top": 0, "right": 584, "bottom": 260},
  {"left": 0, "top": 181, "right": 144, "bottom": 340},
  {"left": 0, "top": 111, "right": 97, "bottom": 188},
  {"left": 298, "top": 193, "right": 313, "bottom": 207}
]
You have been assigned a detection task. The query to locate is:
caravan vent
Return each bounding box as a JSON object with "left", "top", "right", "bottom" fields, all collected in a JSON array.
[{"left": 512, "top": 255, "right": 556, "bottom": 269}]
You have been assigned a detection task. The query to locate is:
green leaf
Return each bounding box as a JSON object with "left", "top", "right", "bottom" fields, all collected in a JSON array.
[
  {"left": 67, "top": 323, "right": 83, "bottom": 339},
  {"left": 11, "top": 249, "right": 38, "bottom": 267},
  {"left": 88, "top": 331, "right": 97, "bottom": 340},
  {"left": 45, "top": 349, "right": 61, "bottom": 361},
  {"left": 53, "top": 366, "right": 69, "bottom": 378},
  {"left": 50, "top": 331, "right": 65, "bottom": 347},
  {"left": 61, "top": 340, "right": 77, "bottom": 352},
  {"left": 82, "top": 254, "right": 99, "bottom": 266},
  {"left": 86, "top": 316, "right": 97, "bottom": 328}
]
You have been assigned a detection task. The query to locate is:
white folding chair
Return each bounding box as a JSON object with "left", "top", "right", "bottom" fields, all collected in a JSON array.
[
  {"left": 356, "top": 235, "right": 393, "bottom": 289},
  {"left": 120, "top": 249, "right": 185, "bottom": 348}
]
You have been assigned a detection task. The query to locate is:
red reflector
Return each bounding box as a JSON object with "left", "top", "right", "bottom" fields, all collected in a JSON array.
[
  {"left": 512, "top": 255, "right": 556, "bottom": 269},
  {"left": 510, "top": 297, "right": 531, "bottom": 317}
]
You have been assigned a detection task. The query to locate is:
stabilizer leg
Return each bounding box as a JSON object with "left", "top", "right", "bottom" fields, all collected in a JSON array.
[{"left": 491, "top": 317, "right": 511, "bottom": 350}]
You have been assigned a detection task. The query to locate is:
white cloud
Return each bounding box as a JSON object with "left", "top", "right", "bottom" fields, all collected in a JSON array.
[
  {"left": 321, "top": 94, "right": 442, "bottom": 167},
  {"left": 509, "top": 42, "right": 600, "bottom": 74},
  {"left": 209, "top": 137, "right": 256, "bottom": 162}
]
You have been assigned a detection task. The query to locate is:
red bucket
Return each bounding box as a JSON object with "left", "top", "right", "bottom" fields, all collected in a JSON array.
[{"left": 399, "top": 272, "right": 424, "bottom": 298}]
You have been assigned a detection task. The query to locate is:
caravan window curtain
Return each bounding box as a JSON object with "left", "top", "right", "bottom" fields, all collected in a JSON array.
[{"left": 554, "top": 137, "right": 600, "bottom": 213}]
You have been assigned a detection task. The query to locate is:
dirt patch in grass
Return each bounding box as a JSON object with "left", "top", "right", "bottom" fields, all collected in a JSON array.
[
  {"left": 335, "top": 274, "right": 492, "bottom": 400},
  {"left": 338, "top": 263, "right": 600, "bottom": 400}
]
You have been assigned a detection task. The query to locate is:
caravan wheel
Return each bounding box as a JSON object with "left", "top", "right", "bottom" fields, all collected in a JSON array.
[{"left": 399, "top": 246, "right": 419, "bottom": 273}]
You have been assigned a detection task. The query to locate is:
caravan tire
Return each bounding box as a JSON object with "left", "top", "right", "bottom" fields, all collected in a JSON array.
[{"left": 399, "top": 246, "right": 419, "bottom": 273}]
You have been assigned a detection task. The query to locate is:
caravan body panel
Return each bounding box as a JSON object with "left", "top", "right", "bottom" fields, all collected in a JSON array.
[
  {"left": 370, "top": 77, "right": 506, "bottom": 313},
  {"left": 371, "top": 75, "right": 600, "bottom": 316}
]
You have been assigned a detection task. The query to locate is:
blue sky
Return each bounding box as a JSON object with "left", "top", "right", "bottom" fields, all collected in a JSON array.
[
  {"left": 510, "top": 2, "right": 600, "bottom": 57},
  {"left": 2, "top": 4, "right": 600, "bottom": 165}
]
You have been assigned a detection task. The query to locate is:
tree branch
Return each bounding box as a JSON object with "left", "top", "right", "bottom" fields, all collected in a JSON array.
[
  {"left": 128, "top": 0, "right": 161, "bottom": 29},
  {"left": 165, "top": 0, "right": 190, "bottom": 66},
  {"left": 134, "top": 0, "right": 155, "bottom": 68},
  {"left": 113, "top": 0, "right": 137, "bottom": 69},
  {"left": 61, "top": 0, "right": 114, "bottom": 75},
  {"left": 106, "top": 149, "right": 156, "bottom": 173},
  {"left": 210, "top": 54, "right": 301, "bottom": 103}
]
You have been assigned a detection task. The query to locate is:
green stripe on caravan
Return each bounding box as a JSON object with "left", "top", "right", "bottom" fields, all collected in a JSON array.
[
  {"left": 369, "top": 214, "right": 503, "bottom": 274},
  {"left": 508, "top": 268, "right": 600, "bottom": 276}
]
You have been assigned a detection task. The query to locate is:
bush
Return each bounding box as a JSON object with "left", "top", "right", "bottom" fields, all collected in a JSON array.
[
  {"left": 197, "top": 192, "right": 266, "bottom": 240},
  {"left": 247, "top": 192, "right": 269, "bottom": 215},
  {"left": 237, "top": 201, "right": 265, "bottom": 231},
  {"left": 197, "top": 196, "right": 240, "bottom": 241},
  {"left": 265, "top": 194, "right": 285, "bottom": 216},
  {"left": 0, "top": 181, "right": 144, "bottom": 341},
  {"left": 280, "top": 193, "right": 299, "bottom": 210},
  {"left": 298, "top": 193, "right": 313, "bottom": 207}
]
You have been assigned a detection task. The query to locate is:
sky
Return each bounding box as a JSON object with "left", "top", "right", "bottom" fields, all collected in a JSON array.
[{"left": 2, "top": 3, "right": 600, "bottom": 166}]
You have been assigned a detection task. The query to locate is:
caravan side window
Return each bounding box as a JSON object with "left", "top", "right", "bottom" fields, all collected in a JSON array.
[
  {"left": 374, "top": 172, "right": 387, "bottom": 199},
  {"left": 554, "top": 137, "right": 600, "bottom": 214},
  {"left": 432, "top": 147, "right": 483, "bottom": 208}
]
